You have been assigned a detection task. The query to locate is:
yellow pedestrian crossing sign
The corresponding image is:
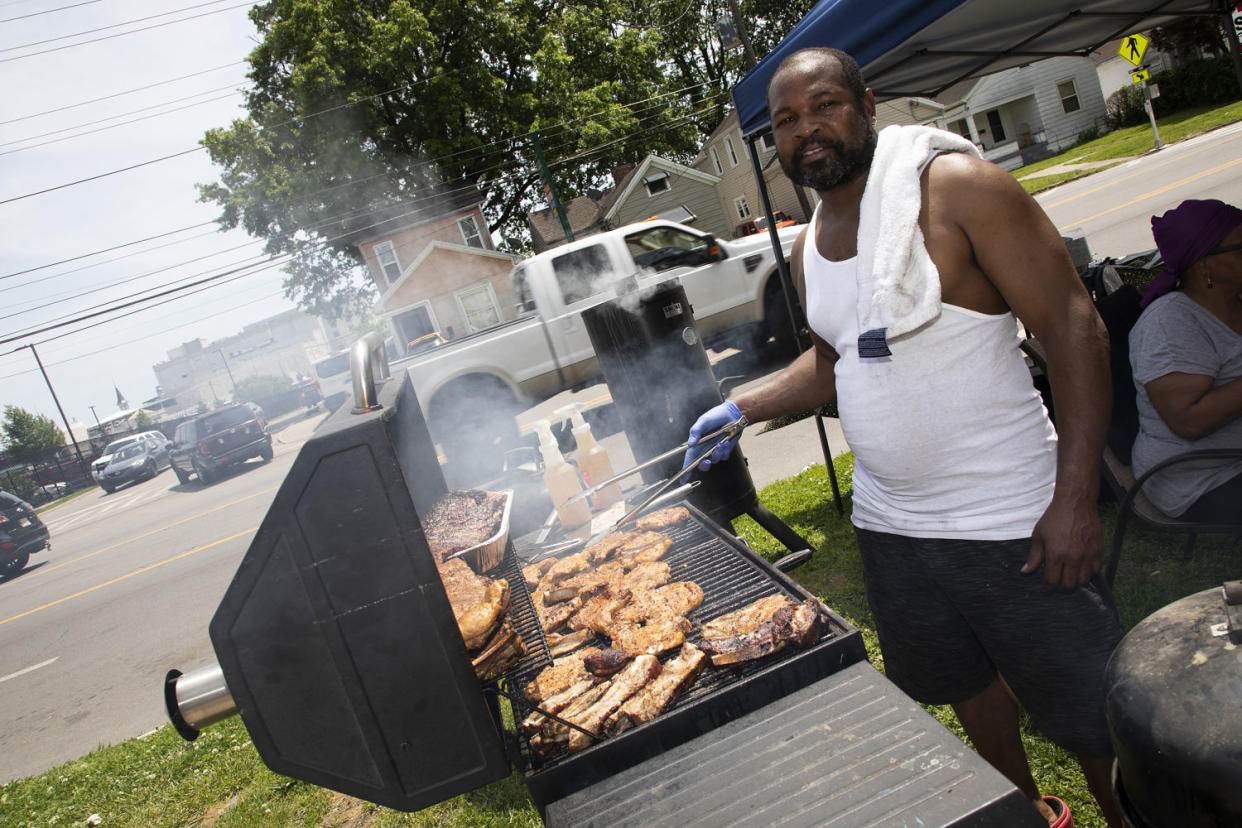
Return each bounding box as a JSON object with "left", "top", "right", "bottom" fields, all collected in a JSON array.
[
  {"left": 1120, "top": 33, "right": 1149, "bottom": 66},
  {"left": 1131, "top": 69, "right": 1150, "bottom": 84}
]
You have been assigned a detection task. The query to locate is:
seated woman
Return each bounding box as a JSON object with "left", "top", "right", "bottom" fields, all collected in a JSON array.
[{"left": 1129, "top": 198, "right": 1242, "bottom": 521}]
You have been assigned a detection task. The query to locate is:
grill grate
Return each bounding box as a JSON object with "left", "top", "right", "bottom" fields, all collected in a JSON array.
[{"left": 499, "top": 504, "right": 843, "bottom": 776}]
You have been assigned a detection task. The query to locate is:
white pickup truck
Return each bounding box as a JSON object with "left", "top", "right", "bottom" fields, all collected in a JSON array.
[{"left": 394, "top": 219, "right": 805, "bottom": 478}]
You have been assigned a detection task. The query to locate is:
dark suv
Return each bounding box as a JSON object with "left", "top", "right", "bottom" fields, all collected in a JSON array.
[
  {"left": 1, "top": 491, "right": 49, "bottom": 580},
  {"left": 170, "top": 402, "right": 273, "bottom": 485}
]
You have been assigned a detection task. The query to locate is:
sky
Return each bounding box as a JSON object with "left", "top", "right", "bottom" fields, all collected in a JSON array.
[{"left": 0, "top": 0, "right": 297, "bottom": 434}]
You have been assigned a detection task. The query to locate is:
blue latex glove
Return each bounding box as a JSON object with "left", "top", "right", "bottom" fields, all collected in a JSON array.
[{"left": 683, "top": 400, "right": 745, "bottom": 473}]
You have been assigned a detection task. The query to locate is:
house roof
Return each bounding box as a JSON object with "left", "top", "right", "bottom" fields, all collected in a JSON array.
[
  {"left": 374, "top": 240, "right": 517, "bottom": 310},
  {"left": 602, "top": 156, "right": 719, "bottom": 223},
  {"left": 345, "top": 184, "right": 485, "bottom": 248}
]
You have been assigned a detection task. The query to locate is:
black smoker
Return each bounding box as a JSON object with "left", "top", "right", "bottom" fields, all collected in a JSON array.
[{"left": 582, "top": 282, "right": 813, "bottom": 556}]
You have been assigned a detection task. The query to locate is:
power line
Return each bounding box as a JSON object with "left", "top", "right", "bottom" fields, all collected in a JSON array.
[
  {"left": 0, "top": 0, "right": 254, "bottom": 64},
  {"left": 0, "top": 0, "right": 99, "bottom": 23},
  {"left": 0, "top": 222, "right": 217, "bottom": 281},
  {"left": 0, "top": 83, "right": 240, "bottom": 149},
  {"left": 0, "top": 147, "right": 202, "bottom": 205},
  {"left": 0, "top": 61, "right": 244, "bottom": 126},
  {"left": 1, "top": 0, "right": 238, "bottom": 53}
]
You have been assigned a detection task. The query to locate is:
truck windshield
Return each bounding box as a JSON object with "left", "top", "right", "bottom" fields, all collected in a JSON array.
[{"left": 551, "top": 245, "right": 615, "bottom": 304}]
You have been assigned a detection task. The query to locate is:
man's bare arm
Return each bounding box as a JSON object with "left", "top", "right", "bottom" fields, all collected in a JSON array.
[
  {"left": 732, "top": 335, "right": 840, "bottom": 424},
  {"left": 933, "top": 154, "right": 1110, "bottom": 589}
]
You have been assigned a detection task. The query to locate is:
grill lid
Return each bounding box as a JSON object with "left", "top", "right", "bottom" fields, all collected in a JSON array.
[
  {"left": 209, "top": 375, "right": 510, "bottom": 812},
  {"left": 1105, "top": 584, "right": 1242, "bottom": 827}
]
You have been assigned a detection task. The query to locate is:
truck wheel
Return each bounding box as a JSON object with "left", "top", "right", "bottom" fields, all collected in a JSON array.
[
  {"left": 431, "top": 377, "right": 522, "bottom": 485},
  {"left": 765, "top": 281, "right": 802, "bottom": 359},
  {"left": 194, "top": 461, "right": 214, "bottom": 485},
  {"left": 1, "top": 550, "right": 30, "bottom": 580},
  {"left": 260, "top": 443, "right": 273, "bottom": 462}
]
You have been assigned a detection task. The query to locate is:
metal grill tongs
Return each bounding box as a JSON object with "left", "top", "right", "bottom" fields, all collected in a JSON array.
[{"left": 534, "top": 418, "right": 746, "bottom": 551}]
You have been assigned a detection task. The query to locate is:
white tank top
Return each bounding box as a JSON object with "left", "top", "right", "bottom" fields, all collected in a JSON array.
[{"left": 803, "top": 228, "right": 1057, "bottom": 539}]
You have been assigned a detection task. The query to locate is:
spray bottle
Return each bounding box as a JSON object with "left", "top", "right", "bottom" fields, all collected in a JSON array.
[
  {"left": 534, "top": 419, "right": 592, "bottom": 528},
  {"left": 559, "top": 403, "right": 622, "bottom": 510}
]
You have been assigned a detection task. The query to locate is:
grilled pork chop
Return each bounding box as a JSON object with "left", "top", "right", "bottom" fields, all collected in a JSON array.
[
  {"left": 531, "top": 588, "right": 582, "bottom": 635},
  {"left": 539, "top": 551, "right": 593, "bottom": 589},
  {"left": 699, "top": 598, "right": 824, "bottom": 667},
  {"left": 567, "top": 654, "right": 662, "bottom": 753},
  {"left": 615, "top": 532, "right": 673, "bottom": 568},
  {"left": 700, "top": 594, "right": 795, "bottom": 640},
  {"left": 436, "top": 558, "right": 511, "bottom": 650},
  {"left": 583, "top": 647, "right": 633, "bottom": 678},
  {"left": 609, "top": 615, "right": 692, "bottom": 656},
  {"left": 619, "top": 560, "right": 672, "bottom": 593},
  {"left": 635, "top": 506, "right": 690, "bottom": 531},
  {"left": 522, "top": 557, "right": 556, "bottom": 589},
  {"left": 584, "top": 531, "right": 638, "bottom": 564},
  {"left": 569, "top": 588, "right": 633, "bottom": 635},
  {"left": 613, "top": 581, "right": 704, "bottom": 624},
  {"left": 525, "top": 647, "right": 600, "bottom": 702},
  {"left": 606, "top": 642, "right": 706, "bottom": 736}
]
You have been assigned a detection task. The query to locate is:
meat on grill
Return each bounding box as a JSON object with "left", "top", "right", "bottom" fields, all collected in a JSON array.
[
  {"left": 613, "top": 581, "right": 704, "bottom": 624},
  {"left": 619, "top": 560, "right": 672, "bottom": 593},
  {"left": 436, "top": 558, "right": 511, "bottom": 650},
  {"left": 520, "top": 677, "right": 598, "bottom": 735},
  {"left": 532, "top": 588, "right": 582, "bottom": 635},
  {"left": 583, "top": 648, "right": 633, "bottom": 678},
  {"left": 615, "top": 532, "right": 673, "bottom": 568},
  {"left": 635, "top": 506, "right": 690, "bottom": 531},
  {"left": 525, "top": 647, "right": 601, "bottom": 703},
  {"left": 424, "top": 489, "right": 507, "bottom": 561},
  {"left": 700, "top": 598, "right": 825, "bottom": 667},
  {"left": 569, "top": 589, "right": 633, "bottom": 635},
  {"left": 609, "top": 615, "right": 692, "bottom": 656},
  {"left": 522, "top": 558, "right": 556, "bottom": 590},
  {"left": 471, "top": 621, "right": 526, "bottom": 681},
  {"left": 567, "top": 654, "right": 662, "bottom": 753},
  {"left": 584, "top": 531, "right": 638, "bottom": 564},
  {"left": 546, "top": 628, "right": 595, "bottom": 658},
  {"left": 528, "top": 682, "right": 612, "bottom": 756},
  {"left": 700, "top": 594, "right": 794, "bottom": 640},
  {"left": 606, "top": 642, "right": 706, "bottom": 737}
]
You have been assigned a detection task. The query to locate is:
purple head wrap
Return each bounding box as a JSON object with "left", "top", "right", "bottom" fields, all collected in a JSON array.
[{"left": 1143, "top": 199, "right": 1242, "bottom": 307}]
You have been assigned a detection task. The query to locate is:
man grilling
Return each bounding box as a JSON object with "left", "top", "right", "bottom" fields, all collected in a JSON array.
[{"left": 686, "top": 48, "right": 1121, "bottom": 827}]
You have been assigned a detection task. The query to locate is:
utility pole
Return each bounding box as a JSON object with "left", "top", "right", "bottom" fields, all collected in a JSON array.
[
  {"left": 532, "top": 134, "right": 574, "bottom": 244},
  {"left": 216, "top": 349, "right": 238, "bottom": 399},
  {"left": 725, "top": 0, "right": 758, "bottom": 70},
  {"left": 26, "top": 344, "right": 91, "bottom": 481},
  {"left": 88, "top": 405, "right": 99, "bottom": 425}
]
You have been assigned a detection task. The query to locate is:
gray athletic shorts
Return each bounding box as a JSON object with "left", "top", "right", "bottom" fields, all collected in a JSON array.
[{"left": 856, "top": 528, "right": 1123, "bottom": 756}]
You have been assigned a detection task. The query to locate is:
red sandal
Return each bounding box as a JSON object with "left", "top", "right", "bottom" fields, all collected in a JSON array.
[{"left": 1042, "top": 795, "right": 1074, "bottom": 828}]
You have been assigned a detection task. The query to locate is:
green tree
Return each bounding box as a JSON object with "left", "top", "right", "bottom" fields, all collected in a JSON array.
[
  {"left": 234, "top": 375, "right": 294, "bottom": 402},
  {"left": 1, "top": 406, "right": 64, "bottom": 464},
  {"left": 1151, "top": 17, "right": 1232, "bottom": 60},
  {"left": 198, "top": 0, "right": 768, "bottom": 314}
]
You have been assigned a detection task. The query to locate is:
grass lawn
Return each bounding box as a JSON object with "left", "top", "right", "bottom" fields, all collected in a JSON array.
[
  {"left": 1013, "top": 100, "right": 1242, "bottom": 193},
  {"left": 3, "top": 453, "right": 1237, "bottom": 827}
]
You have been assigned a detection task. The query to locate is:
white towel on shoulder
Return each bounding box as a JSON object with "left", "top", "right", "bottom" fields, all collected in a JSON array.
[{"left": 855, "top": 125, "right": 981, "bottom": 357}]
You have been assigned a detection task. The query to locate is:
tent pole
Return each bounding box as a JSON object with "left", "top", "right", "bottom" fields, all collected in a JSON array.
[{"left": 743, "top": 134, "right": 843, "bottom": 516}]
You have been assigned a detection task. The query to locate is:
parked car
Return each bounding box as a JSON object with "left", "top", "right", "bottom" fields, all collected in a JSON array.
[
  {"left": 292, "top": 376, "right": 323, "bottom": 410},
  {"left": 0, "top": 491, "right": 49, "bottom": 580},
  {"left": 99, "top": 433, "right": 171, "bottom": 493},
  {"left": 30, "top": 481, "right": 71, "bottom": 504},
  {"left": 736, "top": 211, "right": 797, "bottom": 237},
  {"left": 170, "top": 402, "right": 273, "bottom": 485},
  {"left": 91, "top": 430, "right": 171, "bottom": 481}
]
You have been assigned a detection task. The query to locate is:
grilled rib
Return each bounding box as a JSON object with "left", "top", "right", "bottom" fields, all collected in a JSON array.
[
  {"left": 471, "top": 622, "right": 525, "bottom": 681},
  {"left": 606, "top": 642, "right": 706, "bottom": 736},
  {"left": 546, "top": 628, "right": 595, "bottom": 658},
  {"left": 525, "top": 647, "right": 600, "bottom": 703},
  {"left": 520, "top": 677, "right": 598, "bottom": 734},
  {"left": 567, "top": 654, "right": 662, "bottom": 753}
]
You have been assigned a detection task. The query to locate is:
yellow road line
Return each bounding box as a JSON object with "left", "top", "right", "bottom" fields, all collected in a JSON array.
[
  {"left": 1040, "top": 139, "right": 1231, "bottom": 210},
  {"left": 0, "top": 527, "right": 258, "bottom": 627},
  {"left": 1054, "top": 156, "right": 1242, "bottom": 232},
  {"left": 11, "top": 486, "right": 277, "bottom": 584}
]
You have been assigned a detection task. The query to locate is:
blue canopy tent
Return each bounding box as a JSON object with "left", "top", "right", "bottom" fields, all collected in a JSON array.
[{"left": 728, "top": 0, "right": 1236, "bottom": 512}]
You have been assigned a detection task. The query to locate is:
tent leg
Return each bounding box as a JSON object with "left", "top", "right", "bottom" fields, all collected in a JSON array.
[
  {"left": 813, "top": 415, "right": 843, "bottom": 516},
  {"left": 745, "top": 135, "right": 801, "bottom": 347}
]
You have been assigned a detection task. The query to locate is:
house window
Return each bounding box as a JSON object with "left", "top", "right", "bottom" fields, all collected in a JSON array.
[
  {"left": 454, "top": 282, "right": 502, "bottom": 332},
  {"left": 760, "top": 132, "right": 776, "bottom": 151},
  {"left": 986, "top": 110, "right": 1006, "bottom": 142},
  {"left": 734, "top": 195, "right": 751, "bottom": 220},
  {"left": 644, "top": 172, "right": 670, "bottom": 196},
  {"left": 725, "top": 135, "right": 739, "bottom": 166},
  {"left": 709, "top": 147, "right": 723, "bottom": 175},
  {"left": 373, "top": 241, "right": 402, "bottom": 287},
  {"left": 1057, "top": 79, "right": 1081, "bottom": 113},
  {"left": 458, "top": 214, "right": 485, "bottom": 248}
]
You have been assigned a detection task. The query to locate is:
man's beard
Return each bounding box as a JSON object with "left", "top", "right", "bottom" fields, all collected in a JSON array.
[{"left": 782, "top": 121, "right": 877, "bottom": 191}]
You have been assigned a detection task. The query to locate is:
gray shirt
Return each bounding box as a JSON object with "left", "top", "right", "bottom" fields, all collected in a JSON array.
[{"left": 1129, "top": 291, "right": 1242, "bottom": 516}]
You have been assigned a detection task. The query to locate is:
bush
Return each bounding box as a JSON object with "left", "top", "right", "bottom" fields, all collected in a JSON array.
[
  {"left": 1151, "top": 55, "right": 1242, "bottom": 115},
  {"left": 1076, "top": 124, "right": 1101, "bottom": 144},
  {"left": 1106, "top": 84, "right": 1147, "bottom": 129}
]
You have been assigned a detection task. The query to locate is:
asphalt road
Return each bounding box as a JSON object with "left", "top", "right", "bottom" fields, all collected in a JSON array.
[
  {"left": 0, "top": 410, "right": 326, "bottom": 784},
  {"left": 1035, "top": 120, "right": 1242, "bottom": 258},
  {"left": 1, "top": 122, "right": 1239, "bottom": 787}
]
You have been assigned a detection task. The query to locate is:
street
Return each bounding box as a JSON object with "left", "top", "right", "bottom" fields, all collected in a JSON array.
[
  {"left": 0, "top": 411, "right": 325, "bottom": 784},
  {"left": 1, "top": 123, "right": 1240, "bottom": 787}
]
